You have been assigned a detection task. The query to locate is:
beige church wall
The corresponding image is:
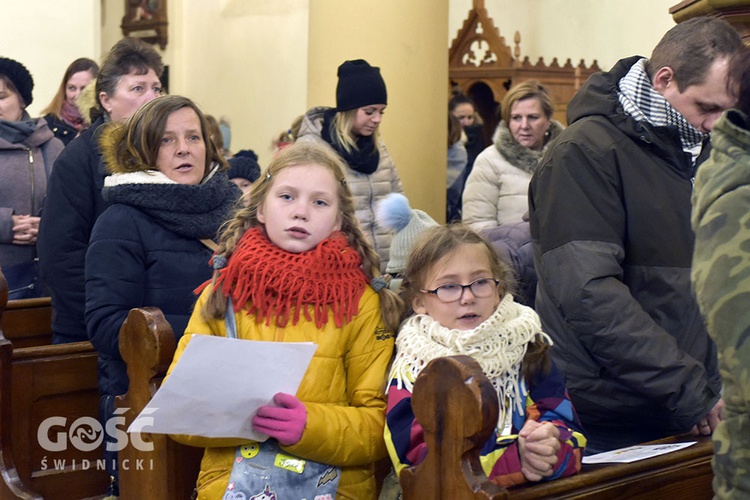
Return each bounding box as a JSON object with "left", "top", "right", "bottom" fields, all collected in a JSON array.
[
  {"left": 2, "top": 0, "right": 100, "bottom": 118},
  {"left": 171, "top": 1, "right": 309, "bottom": 168},
  {"left": 100, "top": 0, "right": 309, "bottom": 169},
  {"left": 101, "top": 0, "right": 127, "bottom": 61},
  {"left": 9, "top": 1, "right": 689, "bottom": 223},
  {"left": 307, "top": 1, "right": 450, "bottom": 221},
  {"left": 449, "top": 0, "right": 678, "bottom": 71}
]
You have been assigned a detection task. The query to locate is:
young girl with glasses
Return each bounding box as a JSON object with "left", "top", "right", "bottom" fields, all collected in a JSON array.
[{"left": 384, "top": 224, "right": 586, "bottom": 488}]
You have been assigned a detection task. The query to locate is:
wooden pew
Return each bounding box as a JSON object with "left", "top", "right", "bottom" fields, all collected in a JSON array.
[
  {"left": 508, "top": 435, "right": 713, "bottom": 499},
  {"left": 116, "top": 318, "right": 715, "bottom": 499},
  {"left": 401, "top": 355, "right": 715, "bottom": 500},
  {"left": 116, "top": 307, "right": 202, "bottom": 499},
  {"left": 0, "top": 273, "right": 109, "bottom": 499},
  {"left": 0, "top": 296, "right": 52, "bottom": 349}
]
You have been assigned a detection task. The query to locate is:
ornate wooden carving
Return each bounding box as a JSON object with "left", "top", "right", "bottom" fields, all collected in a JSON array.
[
  {"left": 449, "top": 0, "right": 600, "bottom": 134},
  {"left": 670, "top": 0, "right": 750, "bottom": 45},
  {"left": 121, "top": 0, "right": 168, "bottom": 50}
]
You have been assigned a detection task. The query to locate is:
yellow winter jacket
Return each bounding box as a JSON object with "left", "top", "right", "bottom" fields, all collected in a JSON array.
[{"left": 168, "top": 285, "right": 394, "bottom": 499}]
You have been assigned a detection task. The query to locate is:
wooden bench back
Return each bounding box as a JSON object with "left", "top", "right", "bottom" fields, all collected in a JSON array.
[
  {"left": 117, "top": 307, "right": 202, "bottom": 499},
  {"left": 402, "top": 355, "right": 715, "bottom": 499},
  {"left": 510, "top": 437, "right": 713, "bottom": 499},
  {"left": 0, "top": 273, "right": 108, "bottom": 499},
  {"left": 0, "top": 298, "right": 52, "bottom": 349}
]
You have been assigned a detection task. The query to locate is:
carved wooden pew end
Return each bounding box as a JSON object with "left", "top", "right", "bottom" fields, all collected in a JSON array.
[
  {"left": 400, "top": 355, "right": 508, "bottom": 499},
  {"left": 117, "top": 307, "right": 202, "bottom": 500}
]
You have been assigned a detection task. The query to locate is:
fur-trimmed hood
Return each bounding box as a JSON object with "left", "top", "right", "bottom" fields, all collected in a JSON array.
[
  {"left": 297, "top": 106, "right": 330, "bottom": 138},
  {"left": 493, "top": 119, "right": 565, "bottom": 173},
  {"left": 75, "top": 78, "right": 99, "bottom": 126},
  {"left": 99, "top": 121, "right": 135, "bottom": 175}
]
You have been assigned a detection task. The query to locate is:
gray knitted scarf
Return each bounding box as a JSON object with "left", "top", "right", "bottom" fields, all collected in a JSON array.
[{"left": 102, "top": 166, "right": 240, "bottom": 239}]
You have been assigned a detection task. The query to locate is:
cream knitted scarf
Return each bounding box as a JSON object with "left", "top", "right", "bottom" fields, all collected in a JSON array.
[{"left": 389, "top": 294, "right": 551, "bottom": 428}]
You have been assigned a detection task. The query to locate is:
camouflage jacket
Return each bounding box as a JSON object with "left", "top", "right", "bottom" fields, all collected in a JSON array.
[{"left": 692, "top": 108, "right": 750, "bottom": 499}]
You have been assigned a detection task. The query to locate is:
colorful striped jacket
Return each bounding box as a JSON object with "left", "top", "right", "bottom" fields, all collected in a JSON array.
[{"left": 384, "top": 359, "right": 586, "bottom": 488}]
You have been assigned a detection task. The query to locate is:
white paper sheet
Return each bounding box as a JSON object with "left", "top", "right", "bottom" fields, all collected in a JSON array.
[
  {"left": 127, "top": 334, "right": 317, "bottom": 441},
  {"left": 581, "top": 441, "right": 696, "bottom": 465}
]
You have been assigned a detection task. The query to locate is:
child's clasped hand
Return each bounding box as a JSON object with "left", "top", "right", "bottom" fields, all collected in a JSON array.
[{"left": 518, "top": 420, "right": 560, "bottom": 481}]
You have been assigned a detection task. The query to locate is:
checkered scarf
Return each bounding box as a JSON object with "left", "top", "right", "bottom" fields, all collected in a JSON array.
[{"left": 618, "top": 58, "right": 706, "bottom": 160}]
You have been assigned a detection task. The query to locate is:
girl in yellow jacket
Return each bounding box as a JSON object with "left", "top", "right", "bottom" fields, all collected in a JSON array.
[{"left": 168, "top": 142, "right": 401, "bottom": 499}]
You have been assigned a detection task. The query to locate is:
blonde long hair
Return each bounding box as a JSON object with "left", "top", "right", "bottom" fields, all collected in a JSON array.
[
  {"left": 330, "top": 108, "right": 382, "bottom": 154},
  {"left": 202, "top": 141, "right": 402, "bottom": 331},
  {"left": 40, "top": 58, "right": 99, "bottom": 119}
]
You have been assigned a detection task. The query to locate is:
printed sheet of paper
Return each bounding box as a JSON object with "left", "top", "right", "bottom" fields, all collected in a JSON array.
[
  {"left": 582, "top": 441, "right": 696, "bottom": 465},
  {"left": 128, "top": 334, "right": 317, "bottom": 441}
]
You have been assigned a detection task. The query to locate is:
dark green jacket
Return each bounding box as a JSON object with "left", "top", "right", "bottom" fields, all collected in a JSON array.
[{"left": 529, "top": 56, "right": 720, "bottom": 447}]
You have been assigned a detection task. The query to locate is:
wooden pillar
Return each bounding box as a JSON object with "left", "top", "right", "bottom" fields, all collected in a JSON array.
[{"left": 307, "top": 1, "right": 450, "bottom": 222}]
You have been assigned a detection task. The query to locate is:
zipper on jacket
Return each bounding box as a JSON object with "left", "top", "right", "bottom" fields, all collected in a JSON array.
[{"left": 27, "top": 149, "right": 36, "bottom": 215}]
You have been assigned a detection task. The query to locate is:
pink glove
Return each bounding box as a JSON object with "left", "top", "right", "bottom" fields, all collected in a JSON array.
[{"left": 252, "top": 392, "right": 307, "bottom": 446}]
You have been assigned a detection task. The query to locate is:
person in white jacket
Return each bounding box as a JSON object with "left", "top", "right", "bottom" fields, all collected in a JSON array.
[
  {"left": 296, "top": 59, "right": 404, "bottom": 272},
  {"left": 462, "top": 81, "right": 563, "bottom": 230}
]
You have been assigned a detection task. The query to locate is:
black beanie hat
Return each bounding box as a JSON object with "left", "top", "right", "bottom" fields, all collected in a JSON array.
[
  {"left": 0, "top": 57, "right": 34, "bottom": 106},
  {"left": 335, "top": 59, "right": 387, "bottom": 112},
  {"left": 228, "top": 149, "right": 261, "bottom": 182}
]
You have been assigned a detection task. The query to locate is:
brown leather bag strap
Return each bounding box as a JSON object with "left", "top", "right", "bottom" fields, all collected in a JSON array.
[{"left": 199, "top": 238, "right": 219, "bottom": 252}]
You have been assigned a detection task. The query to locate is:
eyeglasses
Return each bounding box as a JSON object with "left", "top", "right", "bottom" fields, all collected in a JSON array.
[{"left": 420, "top": 278, "right": 500, "bottom": 303}]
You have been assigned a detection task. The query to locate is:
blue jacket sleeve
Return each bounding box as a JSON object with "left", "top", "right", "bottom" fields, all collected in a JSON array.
[{"left": 85, "top": 206, "right": 146, "bottom": 359}]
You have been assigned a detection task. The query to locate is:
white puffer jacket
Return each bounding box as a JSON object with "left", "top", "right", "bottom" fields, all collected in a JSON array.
[
  {"left": 296, "top": 107, "right": 404, "bottom": 272},
  {"left": 462, "top": 120, "right": 564, "bottom": 230}
]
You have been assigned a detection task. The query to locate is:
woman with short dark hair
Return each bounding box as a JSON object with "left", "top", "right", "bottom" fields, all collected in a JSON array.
[
  {"left": 38, "top": 37, "right": 165, "bottom": 345},
  {"left": 85, "top": 95, "right": 239, "bottom": 497}
]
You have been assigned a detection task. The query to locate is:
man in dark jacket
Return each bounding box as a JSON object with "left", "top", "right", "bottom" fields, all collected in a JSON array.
[{"left": 528, "top": 17, "right": 744, "bottom": 453}]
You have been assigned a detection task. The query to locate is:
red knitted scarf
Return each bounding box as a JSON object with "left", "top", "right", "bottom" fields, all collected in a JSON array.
[{"left": 215, "top": 227, "right": 368, "bottom": 328}]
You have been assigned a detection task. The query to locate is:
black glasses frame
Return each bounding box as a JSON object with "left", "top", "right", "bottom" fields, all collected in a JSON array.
[{"left": 420, "top": 278, "right": 500, "bottom": 303}]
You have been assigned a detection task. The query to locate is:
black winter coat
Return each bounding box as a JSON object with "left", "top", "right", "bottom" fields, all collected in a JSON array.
[
  {"left": 85, "top": 204, "right": 214, "bottom": 396},
  {"left": 528, "top": 56, "right": 720, "bottom": 447},
  {"left": 37, "top": 117, "right": 109, "bottom": 342},
  {"left": 43, "top": 113, "right": 80, "bottom": 146}
]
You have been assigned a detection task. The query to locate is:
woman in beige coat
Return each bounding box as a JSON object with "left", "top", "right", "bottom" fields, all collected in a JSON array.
[{"left": 462, "top": 81, "right": 563, "bottom": 230}]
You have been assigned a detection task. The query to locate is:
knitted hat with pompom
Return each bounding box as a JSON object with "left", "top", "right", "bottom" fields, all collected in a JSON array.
[{"left": 376, "top": 193, "right": 439, "bottom": 275}]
